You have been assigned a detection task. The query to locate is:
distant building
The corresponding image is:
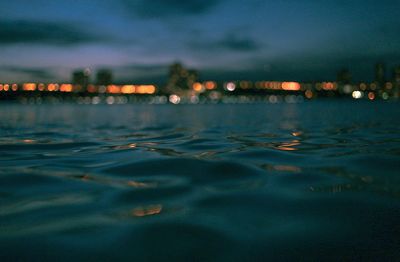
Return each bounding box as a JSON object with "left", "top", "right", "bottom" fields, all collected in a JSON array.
[
  {"left": 336, "top": 68, "right": 352, "bottom": 94},
  {"left": 96, "top": 69, "right": 113, "bottom": 85},
  {"left": 393, "top": 66, "right": 400, "bottom": 98},
  {"left": 164, "top": 62, "right": 199, "bottom": 94},
  {"left": 337, "top": 68, "right": 352, "bottom": 84},
  {"left": 393, "top": 66, "right": 400, "bottom": 84},
  {"left": 374, "top": 63, "right": 385, "bottom": 87},
  {"left": 72, "top": 68, "right": 91, "bottom": 91}
]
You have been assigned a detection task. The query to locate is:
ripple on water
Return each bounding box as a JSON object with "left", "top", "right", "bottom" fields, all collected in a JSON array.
[{"left": 1, "top": 103, "right": 400, "bottom": 260}]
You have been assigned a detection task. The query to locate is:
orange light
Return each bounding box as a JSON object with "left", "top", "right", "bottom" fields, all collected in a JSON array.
[
  {"left": 87, "top": 85, "right": 97, "bottom": 93},
  {"left": 368, "top": 92, "right": 375, "bottom": 100},
  {"left": 47, "top": 83, "right": 57, "bottom": 91},
  {"left": 107, "top": 85, "right": 121, "bottom": 94},
  {"left": 305, "top": 90, "right": 313, "bottom": 99},
  {"left": 192, "top": 82, "right": 203, "bottom": 92},
  {"left": 322, "top": 82, "right": 336, "bottom": 90},
  {"left": 136, "top": 85, "right": 156, "bottom": 94},
  {"left": 205, "top": 81, "right": 216, "bottom": 90},
  {"left": 12, "top": 84, "right": 18, "bottom": 91},
  {"left": 38, "top": 83, "right": 45, "bottom": 91},
  {"left": 282, "top": 82, "right": 301, "bottom": 91},
  {"left": 0, "top": 84, "right": 3, "bottom": 91},
  {"left": 60, "top": 84, "right": 73, "bottom": 92},
  {"left": 23, "top": 83, "right": 36, "bottom": 91},
  {"left": 121, "top": 85, "right": 135, "bottom": 94}
]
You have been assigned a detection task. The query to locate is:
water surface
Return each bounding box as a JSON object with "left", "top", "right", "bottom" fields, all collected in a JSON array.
[{"left": 1, "top": 101, "right": 400, "bottom": 261}]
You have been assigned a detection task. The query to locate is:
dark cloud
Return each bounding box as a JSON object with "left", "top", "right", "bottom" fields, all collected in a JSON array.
[
  {"left": 122, "top": 0, "right": 222, "bottom": 18},
  {"left": 188, "top": 34, "right": 260, "bottom": 52},
  {"left": 0, "top": 20, "right": 102, "bottom": 45},
  {"left": 0, "top": 66, "right": 54, "bottom": 79},
  {"left": 214, "top": 34, "right": 260, "bottom": 51},
  {"left": 118, "top": 63, "right": 170, "bottom": 72}
]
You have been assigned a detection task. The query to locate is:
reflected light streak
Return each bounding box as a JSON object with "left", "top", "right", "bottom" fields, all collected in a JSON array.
[
  {"left": 132, "top": 204, "right": 162, "bottom": 217},
  {"left": 273, "top": 165, "right": 302, "bottom": 172},
  {"left": 276, "top": 140, "right": 300, "bottom": 151}
]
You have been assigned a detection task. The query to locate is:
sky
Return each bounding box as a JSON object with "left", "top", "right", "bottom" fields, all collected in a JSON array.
[{"left": 0, "top": 0, "right": 399, "bottom": 83}]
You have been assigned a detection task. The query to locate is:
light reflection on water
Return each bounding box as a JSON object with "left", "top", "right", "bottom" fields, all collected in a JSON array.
[{"left": 0, "top": 101, "right": 400, "bottom": 260}]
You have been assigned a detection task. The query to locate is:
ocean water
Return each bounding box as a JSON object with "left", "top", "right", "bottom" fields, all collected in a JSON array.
[{"left": 0, "top": 101, "right": 399, "bottom": 261}]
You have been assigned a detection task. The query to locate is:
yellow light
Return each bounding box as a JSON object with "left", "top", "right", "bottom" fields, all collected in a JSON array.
[
  {"left": 23, "top": 83, "right": 36, "bottom": 91},
  {"left": 282, "top": 82, "right": 301, "bottom": 91},
  {"left": 121, "top": 85, "right": 135, "bottom": 94},
  {"left": 136, "top": 85, "right": 156, "bottom": 94}
]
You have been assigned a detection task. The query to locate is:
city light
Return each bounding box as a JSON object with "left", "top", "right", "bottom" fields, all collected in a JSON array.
[
  {"left": 23, "top": 83, "right": 36, "bottom": 91},
  {"left": 1, "top": 62, "right": 399, "bottom": 103},
  {"left": 282, "top": 82, "right": 301, "bottom": 91}
]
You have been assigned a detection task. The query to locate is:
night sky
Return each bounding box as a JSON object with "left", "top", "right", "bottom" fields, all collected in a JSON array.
[{"left": 1, "top": 0, "right": 399, "bottom": 83}]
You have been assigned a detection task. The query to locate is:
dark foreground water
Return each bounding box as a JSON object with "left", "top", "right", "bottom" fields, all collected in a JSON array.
[{"left": 0, "top": 101, "right": 400, "bottom": 261}]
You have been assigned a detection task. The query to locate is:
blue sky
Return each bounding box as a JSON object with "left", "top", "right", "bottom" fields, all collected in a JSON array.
[{"left": 0, "top": 0, "right": 399, "bottom": 83}]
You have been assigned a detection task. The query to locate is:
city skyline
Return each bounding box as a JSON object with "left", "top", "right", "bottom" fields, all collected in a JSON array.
[{"left": 1, "top": 0, "right": 399, "bottom": 83}]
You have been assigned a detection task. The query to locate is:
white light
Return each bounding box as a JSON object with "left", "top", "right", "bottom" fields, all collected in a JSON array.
[
  {"left": 190, "top": 95, "right": 199, "bottom": 104},
  {"left": 169, "top": 94, "right": 181, "bottom": 104},
  {"left": 92, "top": 96, "right": 100, "bottom": 104},
  {"left": 106, "top": 96, "right": 115, "bottom": 104},
  {"left": 226, "top": 82, "right": 236, "bottom": 91},
  {"left": 352, "top": 91, "right": 363, "bottom": 99}
]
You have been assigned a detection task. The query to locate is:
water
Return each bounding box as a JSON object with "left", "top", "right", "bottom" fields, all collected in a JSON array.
[{"left": 0, "top": 101, "right": 399, "bottom": 261}]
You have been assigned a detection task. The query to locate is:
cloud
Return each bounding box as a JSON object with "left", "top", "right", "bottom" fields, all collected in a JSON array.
[
  {"left": 0, "top": 66, "right": 55, "bottom": 80},
  {"left": 0, "top": 20, "right": 102, "bottom": 45},
  {"left": 188, "top": 34, "right": 260, "bottom": 52},
  {"left": 121, "top": 0, "right": 222, "bottom": 18}
]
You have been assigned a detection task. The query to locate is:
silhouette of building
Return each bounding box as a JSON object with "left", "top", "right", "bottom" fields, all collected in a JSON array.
[
  {"left": 336, "top": 68, "right": 352, "bottom": 94},
  {"left": 337, "top": 68, "right": 352, "bottom": 84},
  {"left": 374, "top": 63, "right": 385, "bottom": 87},
  {"left": 96, "top": 69, "right": 113, "bottom": 85},
  {"left": 393, "top": 66, "right": 400, "bottom": 98},
  {"left": 72, "top": 68, "right": 91, "bottom": 91},
  {"left": 164, "top": 62, "right": 198, "bottom": 94},
  {"left": 393, "top": 66, "right": 400, "bottom": 84}
]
